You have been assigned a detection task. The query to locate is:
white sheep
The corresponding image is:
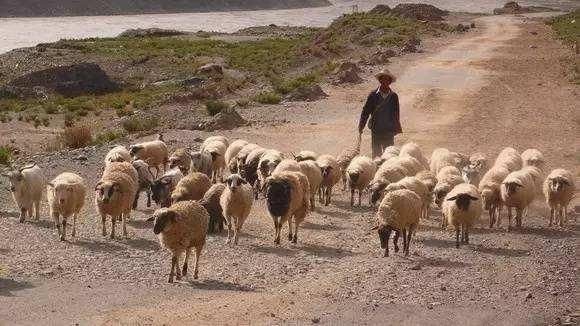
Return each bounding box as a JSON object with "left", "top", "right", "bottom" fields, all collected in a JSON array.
[
  {"left": 190, "top": 150, "right": 213, "bottom": 178},
  {"left": 294, "top": 150, "right": 318, "bottom": 162},
  {"left": 543, "top": 169, "right": 576, "bottom": 227},
  {"left": 385, "top": 176, "right": 431, "bottom": 219},
  {"left": 235, "top": 143, "right": 261, "bottom": 171},
  {"left": 202, "top": 140, "right": 227, "bottom": 182},
  {"left": 429, "top": 148, "right": 469, "bottom": 175},
  {"left": 345, "top": 156, "right": 377, "bottom": 207},
  {"left": 372, "top": 189, "right": 421, "bottom": 257},
  {"left": 337, "top": 140, "right": 361, "bottom": 191},
  {"left": 168, "top": 148, "right": 192, "bottom": 175},
  {"left": 461, "top": 152, "right": 488, "bottom": 187},
  {"left": 241, "top": 147, "right": 267, "bottom": 194},
  {"left": 415, "top": 170, "right": 437, "bottom": 193},
  {"left": 4, "top": 164, "right": 45, "bottom": 223},
  {"left": 171, "top": 172, "right": 212, "bottom": 203},
  {"left": 494, "top": 147, "right": 522, "bottom": 172},
  {"left": 258, "top": 150, "right": 284, "bottom": 186},
  {"left": 129, "top": 135, "right": 169, "bottom": 177},
  {"left": 272, "top": 159, "right": 301, "bottom": 174},
  {"left": 382, "top": 146, "right": 400, "bottom": 157},
  {"left": 151, "top": 168, "right": 184, "bottom": 208},
  {"left": 95, "top": 170, "right": 137, "bottom": 239},
  {"left": 104, "top": 145, "right": 131, "bottom": 166},
  {"left": 478, "top": 165, "right": 510, "bottom": 228},
  {"left": 396, "top": 156, "right": 425, "bottom": 176},
  {"left": 263, "top": 171, "right": 310, "bottom": 244},
  {"left": 442, "top": 183, "right": 482, "bottom": 248},
  {"left": 201, "top": 136, "right": 229, "bottom": 150},
  {"left": 152, "top": 200, "right": 208, "bottom": 283},
  {"left": 500, "top": 166, "right": 542, "bottom": 230},
  {"left": 399, "top": 142, "right": 429, "bottom": 168},
  {"left": 47, "top": 172, "right": 86, "bottom": 241},
  {"left": 225, "top": 139, "right": 249, "bottom": 173},
  {"left": 298, "top": 160, "right": 323, "bottom": 209},
  {"left": 521, "top": 148, "right": 545, "bottom": 170},
  {"left": 433, "top": 166, "right": 464, "bottom": 210},
  {"left": 132, "top": 159, "right": 154, "bottom": 209},
  {"left": 316, "top": 154, "right": 341, "bottom": 206},
  {"left": 219, "top": 174, "right": 254, "bottom": 245},
  {"left": 369, "top": 160, "right": 408, "bottom": 205}
]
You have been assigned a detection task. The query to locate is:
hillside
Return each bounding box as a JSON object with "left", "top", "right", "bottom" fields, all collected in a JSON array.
[{"left": 0, "top": 0, "right": 331, "bottom": 17}]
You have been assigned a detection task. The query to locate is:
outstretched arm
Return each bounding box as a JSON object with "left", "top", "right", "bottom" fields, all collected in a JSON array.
[{"left": 358, "top": 93, "right": 374, "bottom": 133}]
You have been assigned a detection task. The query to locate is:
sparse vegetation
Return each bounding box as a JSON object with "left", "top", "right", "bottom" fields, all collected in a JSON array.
[
  {"left": 57, "top": 125, "right": 93, "bottom": 149},
  {"left": 0, "top": 146, "right": 12, "bottom": 165},
  {"left": 121, "top": 116, "right": 159, "bottom": 133},
  {"left": 549, "top": 9, "right": 579, "bottom": 83},
  {"left": 94, "top": 130, "right": 125, "bottom": 145},
  {"left": 254, "top": 91, "right": 282, "bottom": 104},
  {"left": 205, "top": 100, "right": 229, "bottom": 116}
]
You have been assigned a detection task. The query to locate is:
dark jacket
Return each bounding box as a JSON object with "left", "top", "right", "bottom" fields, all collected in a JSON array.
[{"left": 358, "top": 89, "right": 402, "bottom": 135}]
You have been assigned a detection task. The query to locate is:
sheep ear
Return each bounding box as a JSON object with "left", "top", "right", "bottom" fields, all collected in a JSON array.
[
  {"left": 210, "top": 152, "right": 220, "bottom": 160},
  {"left": 47, "top": 182, "right": 55, "bottom": 188},
  {"left": 370, "top": 225, "right": 379, "bottom": 231},
  {"left": 146, "top": 216, "right": 155, "bottom": 222},
  {"left": 514, "top": 182, "right": 523, "bottom": 188},
  {"left": 446, "top": 196, "right": 457, "bottom": 201},
  {"left": 468, "top": 195, "right": 479, "bottom": 201},
  {"left": 157, "top": 134, "right": 164, "bottom": 141},
  {"left": 561, "top": 179, "right": 570, "bottom": 186},
  {"left": 94, "top": 181, "right": 103, "bottom": 190}
]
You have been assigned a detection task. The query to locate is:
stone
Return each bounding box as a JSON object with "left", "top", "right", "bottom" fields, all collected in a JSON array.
[
  {"left": 199, "top": 107, "right": 247, "bottom": 131},
  {"left": 198, "top": 64, "right": 224, "bottom": 77},
  {"left": 286, "top": 84, "right": 328, "bottom": 102}
]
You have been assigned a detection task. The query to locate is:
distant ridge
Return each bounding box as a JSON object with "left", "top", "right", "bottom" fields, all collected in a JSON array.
[{"left": 0, "top": 0, "right": 332, "bottom": 18}]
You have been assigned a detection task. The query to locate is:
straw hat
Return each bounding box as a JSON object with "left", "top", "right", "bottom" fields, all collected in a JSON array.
[{"left": 375, "top": 69, "right": 396, "bottom": 82}]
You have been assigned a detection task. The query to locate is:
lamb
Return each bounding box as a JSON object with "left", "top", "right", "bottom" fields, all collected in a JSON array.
[
  {"left": 151, "top": 168, "right": 184, "bottom": 208},
  {"left": 131, "top": 159, "right": 154, "bottom": 209},
  {"left": 316, "top": 155, "right": 341, "bottom": 206},
  {"left": 478, "top": 165, "right": 510, "bottom": 228},
  {"left": 4, "top": 164, "right": 45, "bottom": 223},
  {"left": 152, "top": 200, "right": 208, "bottom": 283},
  {"left": 129, "top": 135, "right": 169, "bottom": 177},
  {"left": 294, "top": 150, "right": 318, "bottom": 162},
  {"left": 298, "top": 160, "right": 323, "bottom": 209},
  {"left": 500, "top": 166, "right": 542, "bottom": 230},
  {"left": 171, "top": 172, "right": 212, "bottom": 203},
  {"left": 225, "top": 139, "right": 249, "bottom": 173},
  {"left": 95, "top": 171, "right": 137, "bottom": 239},
  {"left": 241, "top": 147, "right": 267, "bottom": 193},
  {"left": 415, "top": 170, "right": 437, "bottom": 193},
  {"left": 257, "top": 150, "right": 284, "bottom": 186},
  {"left": 104, "top": 145, "right": 131, "bottom": 165},
  {"left": 433, "top": 166, "right": 464, "bottom": 210},
  {"left": 202, "top": 140, "right": 227, "bottom": 182},
  {"left": 442, "top": 183, "right": 482, "bottom": 248},
  {"left": 369, "top": 160, "right": 408, "bottom": 205},
  {"left": 346, "top": 156, "right": 377, "bottom": 207},
  {"left": 399, "top": 142, "right": 429, "bottom": 168},
  {"left": 337, "top": 138, "right": 361, "bottom": 191},
  {"left": 47, "top": 172, "right": 86, "bottom": 241},
  {"left": 272, "top": 159, "right": 301, "bottom": 174},
  {"left": 372, "top": 189, "right": 421, "bottom": 257},
  {"left": 521, "top": 148, "right": 545, "bottom": 170},
  {"left": 263, "top": 171, "right": 310, "bottom": 244},
  {"left": 199, "top": 183, "right": 226, "bottom": 234},
  {"left": 219, "top": 174, "right": 254, "bottom": 245},
  {"left": 201, "top": 136, "right": 229, "bottom": 149},
  {"left": 543, "top": 169, "right": 575, "bottom": 227},
  {"left": 190, "top": 150, "right": 213, "bottom": 178},
  {"left": 385, "top": 176, "right": 431, "bottom": 219},
  {"left": 494, "top": 147, "right": 522, "bottom": 172},
  {"left": 168, "top": 148, "right": 192, "bottom": 175},
  {"left": 429, "top": 148, "right": 469, "bottom": 175}
]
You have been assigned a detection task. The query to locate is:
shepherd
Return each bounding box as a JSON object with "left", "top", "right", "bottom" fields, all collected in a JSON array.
[{"left": 358, "top": 69, "right": 402, "bottom": 158}]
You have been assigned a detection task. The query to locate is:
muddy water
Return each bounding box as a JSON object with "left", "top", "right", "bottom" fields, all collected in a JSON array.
[{"left": 0, "top": 0, "right": 576, "bottom": 54}]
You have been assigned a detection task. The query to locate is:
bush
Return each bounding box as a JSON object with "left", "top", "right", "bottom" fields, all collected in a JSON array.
[
  {"left": 94, "top": 130, "right": 125, "bottom": 145},
  {"left": 254, "top": 91, "right": 282, "bottom": 104},
  {"left": 0, "top": 146, "right": 12, "bottom": 165},
  {"left": 59, "top": 125, "right": 93, "bottom": 149},
  {"left": 236, "top": 99, "right": 250, "bottom": 108},
  {"left": 121, "top": 116, "right": 159, "bottom": 133},
  {"left": 205, "top": 100, "right": 229, "bottom": 116}
]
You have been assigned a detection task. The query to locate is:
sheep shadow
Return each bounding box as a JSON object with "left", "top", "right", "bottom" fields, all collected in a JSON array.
[
  {"left": 417, "top": 256, "right": 469, "bottom": 268},
  {"left": 125, "top": 238, "right": 159, "bottom": 251},
  {"left": 0, "top": 278, "right": 35, "bottom": 297},
  {"left": 73, "top": 239, "right": 125, "bottom": 253},
  {"left": 301, "top": 243, "right": 356, "bottom": 258},
  {"left": 301, "top": 221, "right": 345, "bottom": 232},
  {"left": 472, "top": 245, "right": 529, "bottom": 257},
  {"left": 511, "top": 226, "right": 575, "bottom": 239},
  {"left": 31, "top": 219, "right": 55, "bottom": 230},
  {"left": 250, "top": 244, "right": 296, "bottom": 257},
  {"left": 187, "top": 279, "right": 256, "bottom": 292},
  {"left": 127, "top": 218, "right": 153, "bottom": 230},
  {"left": 421, "top": 237, "right": 454, "bottom": 249},
  {"left": 0, "top": 210, "right": 20, "bottom": 219}
]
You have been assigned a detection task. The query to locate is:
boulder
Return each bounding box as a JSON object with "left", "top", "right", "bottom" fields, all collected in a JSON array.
[
  {"left": 197, "top": 64, "right": 224, "bottom": 77},
  {"left": 118, "top": 28, "right": 186, "bottom": 38},
  {"left": 198, "top": 107, "right": 247, "bottom": 131},
  {"left": 493, "top": 1, "right": 557, "bottom": 14},
  {"left": 391, "top": 4, "right": 448, "bottom": 21},
  {"left": 8, "top": 63, "right": 119, "bottom": 98},
  {"left": 286, "top": 84, "right": 328, "bottom": 102},
  {"left": 333, "top": 61, "right": 363, "bottom": 85}
]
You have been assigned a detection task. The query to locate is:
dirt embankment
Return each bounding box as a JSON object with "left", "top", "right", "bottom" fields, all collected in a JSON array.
[{"left": 0, "top": 0, "right": 331, "bottom": 18}]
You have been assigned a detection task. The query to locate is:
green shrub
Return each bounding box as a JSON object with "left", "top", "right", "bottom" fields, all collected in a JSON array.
[
  {"left": 121, "top": 116, "right": 159, "bottom": 133},
  {"left": 205, "top": 100, "right": 229, "bottom": 116},
  {"left": 94, "top": 130, "right": 125, "bottom": 145},
  {"left": 0, "top": 146, "right": 11, "bottom": 165},
  {"left": 236, "top": 99, "right": 250, "bottom": 108},
  {"left": 254, "top": 91, "right": 282, "bottom": 104}
]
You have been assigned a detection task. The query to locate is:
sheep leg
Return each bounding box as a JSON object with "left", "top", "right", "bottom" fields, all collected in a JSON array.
[
  {"left": 226, "top": 216, "right": 232, "bottom": 244},
  {"left": 383, "top": 229, "right": 392, "bottom": 257},
  {"left": 358, "top": 189, "right": 362, "bottom": 207},
  {"left": 19, "top": 208, "right": 26, "bottom": 223},
  {"left": 460, "top": 224, "right": 465, "bottom": 243},
  {"left": 465, "top": 225, "right": 469, "bottom": 244},
  {"left": 507, "top": 207, "right": 512, "bottom": 231},
  {"left": 558, "top": 207, "right": 564, "bottom": 227},
  {"left": 406, "top": 225, "right": 415, "bottom": 256},
  {"left": 146, "top": 190, "right": 152, "bottom": 208},
  {"left": 52, "top": 212, "right": 62, "bottom": 237},
  {"left": 34, "top": 201, "right": 40, "bottom": 220},
  {"left": 169, "top": 256, "right": 177, "bottom": 283},
  {"left": 101, "top": 214, "right": 107, "bottom": 236},
  {"left": 292, "top": 220, "right": 299, "bottom": 244},
  {"left": 273, "top": 217, "right": 281, "bottom": 245},
  {"left": 549, "top": 208, "right": 554, "bottom": 227},
  {"left": 287, "top": 218, "right": 293, "bottom": 242},
  {"left": 516, "top": 208, "right": 522, "bottom": 228},
  {"left": 132, "top": 191, "right": 140, "bottom": 209},
  {"left": 193, "top": 246, "right": 202, "bottom": 279},
  {"left": 122, "top": 212, "right": 128, "bottom": 238},
  {"left": 72, "top": 213, "right": 77, "bottom": 238},
  {"left": 455, "top": 227, "right": 460, "bottom": 248},
  {"left": 60, "top": 217, "right": 67, "bottom": 242},
  {"left": 401, "top": 228, "right": 408, "bottom": 255},
  {"left": 393, "top": 231, "right": 400, "bottom": 253},
  {"left": 563, "top": 206, "right": 569, "bottom": 225},
  {"left": 234, "top": 217, "right": 241, "bottom": 245},
  {"left": 110, "top": 216, "right": 116, "bottom": 239},
  {"left": 182, "top": 248, "right": 191, "bottom": 277},
  {"left": 489, "top": 208, "right": 494, "bottom": 228},
  {"left": 350, "top": 188, "right": 355, "bottom": 207}
]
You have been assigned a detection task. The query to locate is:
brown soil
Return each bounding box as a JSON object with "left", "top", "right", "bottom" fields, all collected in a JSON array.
[{"left": 0, "top": 14, "right": 578, "bottom": 325}]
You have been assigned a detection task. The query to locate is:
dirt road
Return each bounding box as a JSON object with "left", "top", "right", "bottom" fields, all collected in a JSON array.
[{"left": 0, "top": 14, "right": 578, "bottom": 326}]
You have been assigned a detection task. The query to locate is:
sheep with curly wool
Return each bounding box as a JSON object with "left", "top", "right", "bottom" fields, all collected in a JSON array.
[
  {"left": 202, "top": 136, "right": 229, "bottom": 150},
  {"left": 4, "top": 164, "right": 45, "bottom": 223},
  {"left": 461, "top": 152, "right": 488, "bottom": 187},
  {"left": 225, "top": 139, "right": 248, "bottom": 173},
  {"left": 346, "top": 156, "right": 377, "bottom": 207},
  {"left": 258, "top": 150, "right": 284, "bottom": 186},
  {"left": 373, "top": 189, "right": 421, "bottom": 257},
  {"left": 95, "top": 171, "right": 137, "bottom": 239},
  {"left": 442, "top": 183, "right": 482, "bottom": 248},
  {"left": 433, "top": 166, "right": 464, "bottom": 210},
  {"left": 399, "top": 142, "right": 429, "bottom": 169},
  {"left": 190, "top": 150, "right": 213, "bottom": 178},
  {"left": 294, "top": 150, "right": 318, "bottom": 162},
  {"left": 263, "top": 171, "right": 310, "bottom": 244},
  {"left": 219, "top": 174, "right": 254, "bottom": 245},
  {"left": 104, "top": 146, "right": 131, "bottom": 166},
  {"left": 131, "top": 159, "right": 154, "bottom": 209},
  {"left": 316, "top": 155, "right": 341, "bottom": 206},
  {"left": 129, "top": 135, "right": 168, "bottom": 177},
  {"left": 236, "top": 143, "right": 261, "bottom": 171},
  {"left": 337, "top": 138, "right": 361, "bottom": 191},
  {"left": 429, "top": 148, "right": 469, "bottom": 175},
  {"left": 202, "top": 140, "right": 227, "bottom": 182},
  {"left": 369, "top": 160, "right": 408, "bottom": 205},
  {"left": 494, "top": 147, "right": 522, "bottom": 172},
  {"left": 500, "top": 166, "right": 542, "bottom": 230},
  {"left": 543, "top": 168, "right": 576, "bottom": 227},
  {"left": 47, "top": 172, "right": 86, "bottom": 241},
  {"left": 415, "top": 170, "right": 437, "bottom": 193},
  {"left": 171, "top": 172, "right": 211, "bottom": 203},
  {"left": 385, "top": 176, "right": 431, "bottom": 219},
  {"left": 272, "top": 159, "right": 301, "bottom": 174},
  {"left": 152, "top": 200, "right": 208, "bottom": 283},
  {"left": 199, "top": 183, "right": 226, "bottom": 234},
  {"left": 521, "top": 148, "right": 545, "bottom": 170},
  {"left": 168, "top": 148, "right": 192, "bottom": 175},
  {"left": 151, "top": 168, "right": 184, "bottom": 208},
  {"left": 298, "top": 160, "right": 323, "bottom": 209},
  {"left": 478, "top": 165, "right": 510, "bottom": 228}
]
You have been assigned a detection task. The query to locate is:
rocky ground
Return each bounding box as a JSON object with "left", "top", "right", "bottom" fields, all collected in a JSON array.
[{"left": 0, "top": 11, "right": 578, "bottom": 326}]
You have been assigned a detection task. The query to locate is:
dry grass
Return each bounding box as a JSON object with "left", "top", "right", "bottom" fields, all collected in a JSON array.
[{"left": 45, "top": 125, "right": 93, "bottom": 151}]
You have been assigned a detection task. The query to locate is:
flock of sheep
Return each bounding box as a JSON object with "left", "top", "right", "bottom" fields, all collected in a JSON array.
[{"left": 2, "top": 134, "right": 576, "bottom": 282}]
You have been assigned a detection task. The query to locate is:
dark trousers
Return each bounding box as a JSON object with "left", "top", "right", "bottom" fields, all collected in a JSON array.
[{"left": 372, "top": 132, "right": 394, "bottom": 158}]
